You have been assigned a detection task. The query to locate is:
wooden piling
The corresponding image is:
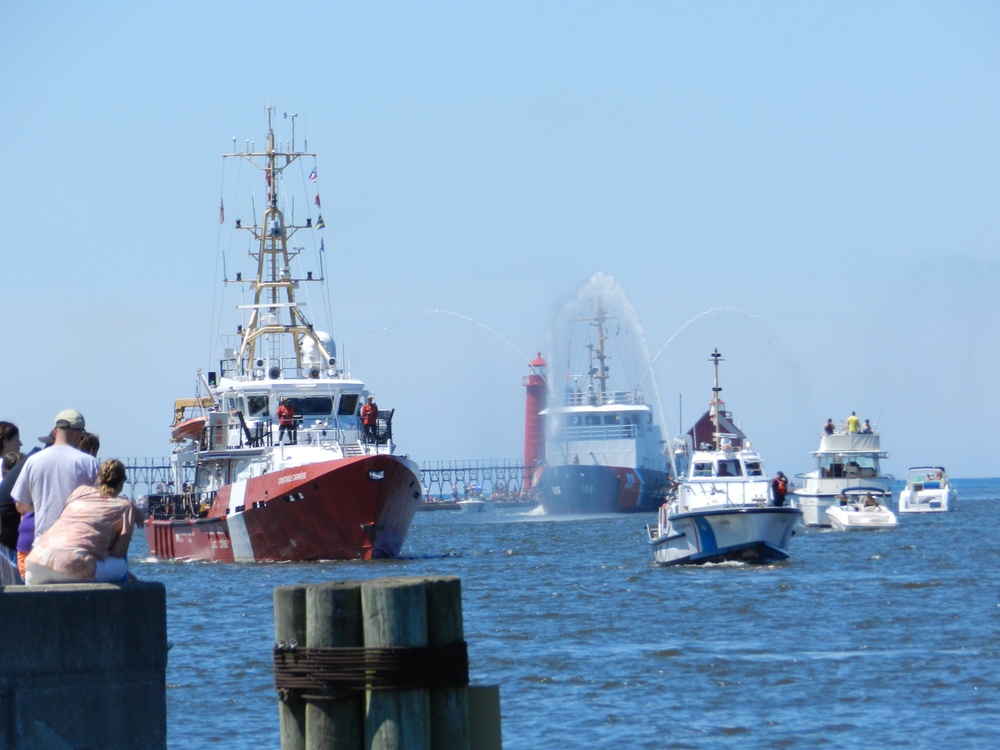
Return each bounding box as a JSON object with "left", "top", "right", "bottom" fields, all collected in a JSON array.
[
  {"left": 424, "top": 577, "right": 470, "bottom": 750},
  {"left": 306, "top": 582, "right": 364, "bottom": 750},
  {"left": 275, "top": 585, "right": 308, "bottom": 750},
  {"left": 361, "top": 577, "right": 431, "bottom": 750},
  {"left": 275, "top": 576, "right": 490, "bottom": 750}
]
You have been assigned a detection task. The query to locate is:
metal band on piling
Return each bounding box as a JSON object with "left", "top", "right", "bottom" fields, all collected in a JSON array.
[{"left": 273, "top": 641, "right": 470, "bottom": 701}]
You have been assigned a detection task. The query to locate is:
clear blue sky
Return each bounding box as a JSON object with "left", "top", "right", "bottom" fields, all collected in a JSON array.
[{"left": 2, "top": 1, "right": 998, "bottom": 478}]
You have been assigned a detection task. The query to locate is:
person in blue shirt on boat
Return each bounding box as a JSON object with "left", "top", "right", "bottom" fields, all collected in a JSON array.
[
  {"left": 860, "top": 419, "right": 873, "bottom": 434},
  {"left": 846, "top": 412, "right": 860, "bottom": 433},
  {"left": 823, "top": 418, "right": 835, "bottom": 435}
]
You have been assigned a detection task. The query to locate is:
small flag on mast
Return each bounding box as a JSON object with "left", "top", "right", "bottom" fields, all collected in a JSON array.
[
  {"left": 309, "top": 167, "right": 317, "bottom": 182},
  {"left": 315, "top": 214, "right": 326, "bottom": 229},
  {"left": 219, "top": 199, "right": 224, "bottom": 224},
  {"left": 314, "top": 194, "right": 321, "bottom": 207},
  {"left": 320, "top": 239, "right": 325, "bottom": 253}
]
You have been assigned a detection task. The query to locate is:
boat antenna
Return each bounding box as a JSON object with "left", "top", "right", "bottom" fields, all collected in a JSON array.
[
  {"left": 284, "top": 112, "right": 298, "bottom": 151},
  {"left": 710, "top": 348, "right": 723, "bottom": 450}
]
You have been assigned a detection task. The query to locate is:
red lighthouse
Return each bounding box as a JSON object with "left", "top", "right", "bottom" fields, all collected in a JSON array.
[{"left": 522, "top": 353, "right": 547, "bottom": 490}]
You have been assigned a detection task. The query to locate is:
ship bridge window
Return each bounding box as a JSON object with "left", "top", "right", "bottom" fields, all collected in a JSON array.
[
  {"left": 247, "top": 395, "right": 269, "bottom": 417},
  {"left": 692, "top": 462, "right": 713, "bottom": 477},
  {"left": 287, "top": 396, "right": 334, "bottom": 417},
  {"left": 744, "top": 460, "right": 763, "bottom": 476},
  {"left": 716, "top": 460, "right": 743, "bottom": 477},
  {"left": 222, "top": 396, "right": 239, "bottom": 414},
  {"left": 338, "top": 394, "right": 359, "bottom": 417},
  {"left": 604, "top": 413, "right": 622, "bottom": 425}
]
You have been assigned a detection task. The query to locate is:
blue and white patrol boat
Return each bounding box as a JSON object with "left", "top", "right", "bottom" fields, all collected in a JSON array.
[{"left": 646, "top": 350, "right": 801, "bottom": 565}]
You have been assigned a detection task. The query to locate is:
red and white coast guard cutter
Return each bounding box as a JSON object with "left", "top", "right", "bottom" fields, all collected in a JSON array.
[{"left": 144, "top": 109, "right": 421, "bottom": 562}]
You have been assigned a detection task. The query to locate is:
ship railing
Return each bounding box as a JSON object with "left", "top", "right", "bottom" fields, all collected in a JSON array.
[
  {"left": 555, "top": 424, "right": 638, "bottom": 442},
  {"left": 559, "top": 390, "right": 646, "bottom": 407},
  {"left": 216, "top": 352, "right": 346, "bottom": 381},
  {"left": 145, "top": 491, "right": 213, "bottom": 520}
]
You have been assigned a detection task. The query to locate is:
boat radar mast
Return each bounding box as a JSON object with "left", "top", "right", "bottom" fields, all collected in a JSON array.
[
  {"left": 225, "top": 106, "right": 333, "bottom": 379},
  {"left": 709, "top": 348, "right": 724, "bottom": 450}
]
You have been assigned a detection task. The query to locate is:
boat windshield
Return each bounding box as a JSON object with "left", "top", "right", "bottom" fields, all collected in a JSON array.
[
  {"left": 907, "top": 468, "right": 945, "bottom": 486},
  {"left": 716, "top": 459, "right": 743, "bottom": 477},
  {"left": 819, "top": 454, "right": 880, "bottom": 479},
  {"left": 285, "top": 396, "right": 335, "bottom": 418},
  {"left": 338, "top": 393, "right": 360, "bottom": 417},
  {"left": 692, "top": 461, "right": 713, "bottom": 477},
  {"left": 744, "top": 460, "right": 763, "bottom": 476}
]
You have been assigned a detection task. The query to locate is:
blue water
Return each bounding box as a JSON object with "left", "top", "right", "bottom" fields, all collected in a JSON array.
[{"left": 139, "top": 479, "right": 1000, "bottom": 749}]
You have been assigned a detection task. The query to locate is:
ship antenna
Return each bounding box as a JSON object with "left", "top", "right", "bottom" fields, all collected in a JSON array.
[
  {"left": 284, "top": 112, "right": 298, "bottom": 152},
  {"left": 710, "top": 348, "right": 723, "bottom": 450}
]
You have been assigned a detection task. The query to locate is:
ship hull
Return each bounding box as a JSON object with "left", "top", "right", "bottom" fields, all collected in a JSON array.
[
  {"left": 536, "top": 464, "right": 669, "bottom": 514},
  {"left": 145, "top": 454, "right": 421, "bottom": 562},
  {"left": 648, "top": 506, "right": 802, "bottom": 566}
]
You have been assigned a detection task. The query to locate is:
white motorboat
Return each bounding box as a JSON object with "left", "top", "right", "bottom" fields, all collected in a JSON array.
[
  {"left": 824, "top": 488, "right": 898, "bottom": 530},
  {"left": 898, "top": 466, "right": 957, "bottom": 513},
  {"left": 646, "top": 350, "right": 802, "bottom": 565},
  {"left": 791, "top": 428, "right": 892, "bottom": 526},
  {"left": 456, "top": 499, "right": 488, "bottom": 513}
]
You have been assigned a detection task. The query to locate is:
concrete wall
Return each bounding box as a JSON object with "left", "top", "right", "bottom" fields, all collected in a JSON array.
[{"left": 0, "top": 581, "right": 167, "bottom": 750}]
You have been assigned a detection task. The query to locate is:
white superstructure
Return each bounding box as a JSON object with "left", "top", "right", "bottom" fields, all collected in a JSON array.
[{"left": 791, "top": 431, "right": 891, "bottom": 526}]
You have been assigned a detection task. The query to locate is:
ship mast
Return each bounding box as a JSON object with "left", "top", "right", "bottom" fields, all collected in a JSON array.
[
  {"left": 227, "top": 106, "right": 333, "bottom": 378},
  {"left": 587, "top": 306, "right": 610, "bottom": 401},
  {"left": 709, "top": 348, "right": 723, "bottom": 450}
]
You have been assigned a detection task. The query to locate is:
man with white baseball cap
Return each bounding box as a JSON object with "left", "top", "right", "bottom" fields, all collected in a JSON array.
[{"left": 12, "top": 409, "right": 100, "bottom": 544}]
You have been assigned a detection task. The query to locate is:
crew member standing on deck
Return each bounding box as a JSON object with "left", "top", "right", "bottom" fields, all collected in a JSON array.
[
  {"left": 771, "top": 471, "right": 788, "bottom": 507},
  {"left": 361, "top": 395, "right": 379, "bottom": 443},
  {"left": 277, "top": 399, "right": 297, "bottom": 445},
  {"left": 846, "top": 412, "right": 860, "bottom": 433}
]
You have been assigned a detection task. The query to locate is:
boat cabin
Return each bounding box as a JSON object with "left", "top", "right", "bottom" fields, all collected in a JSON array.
[
  {"left": 216, "top": 389, "right": 362, "bottom": 425},
  {"left": 817, "top": 454, "right": 880, "bottom": 479},
  {"left": 689, "top": 453, "right": 765, "bottom": 479},
  {"left": 548, "top": 406, "right": 652, "bottom": 441}
]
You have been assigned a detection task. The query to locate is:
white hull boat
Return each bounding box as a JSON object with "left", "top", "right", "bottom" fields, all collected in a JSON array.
[
  {"left": 647, "top": 349, "right": 802, "bottom": 566},
  {"left": 898, "top": 467, "right": 957, "bottom": 513},
  {"left": 791, "top": 430, "right": 892, "bottom": 526},
  {"left": 649, "top": 501, "right": 801, "bottom": 565},
  {"left": 824, "top": 488, "right": 898, "bottom": 530},
  {"left": 456, "top": 499, "right": 487, "bottom": 513}
]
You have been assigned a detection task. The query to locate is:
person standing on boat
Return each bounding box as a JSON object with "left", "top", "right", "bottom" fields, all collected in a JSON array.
[
  {"left": 277, "top": 399, "right": 297, "bottom": 445},
  {"left": 846, "top": 412, "right": 860, "bottom": 433},
  {"left": 12, "top": 410, "right": 99, "bottom": 544},
  {"left": 361, "top": 395, "right": 379, "bottom": 443},
  {"left": 771, "top": 471, "right": 788, "bottom": 507},
  {"left": 823, "top": 418, "right": 835, "bottom": 435}
]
